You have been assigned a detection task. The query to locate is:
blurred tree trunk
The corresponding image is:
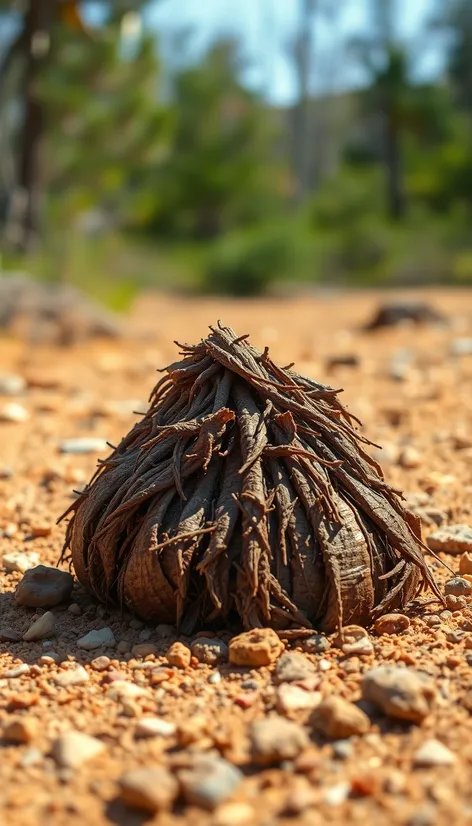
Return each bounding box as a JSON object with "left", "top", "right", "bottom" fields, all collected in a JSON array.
[
  {"left": 291, "top": 0, "right": 317, "bottom": 206},
  {"left": 10, "top": 0, "right": 55, "bottom": 252}
]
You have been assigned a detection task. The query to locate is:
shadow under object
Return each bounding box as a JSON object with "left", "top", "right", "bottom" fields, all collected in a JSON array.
[{"left": 60, "top": 323, "right": 441, "bottom": 634}]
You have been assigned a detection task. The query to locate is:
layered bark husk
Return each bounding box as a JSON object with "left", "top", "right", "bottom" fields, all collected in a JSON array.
[{"left": 60, "top": 323, "right": 441, "bottom": 633}]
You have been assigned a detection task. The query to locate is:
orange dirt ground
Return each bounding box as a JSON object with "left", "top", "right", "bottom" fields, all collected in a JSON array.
[{"left": 1, "top": 287, "right": 472, "bottom": 826}]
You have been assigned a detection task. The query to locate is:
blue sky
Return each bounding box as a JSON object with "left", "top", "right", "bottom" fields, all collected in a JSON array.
[{"left": 145, "top": 0, "right": 445, "bottom": 104}]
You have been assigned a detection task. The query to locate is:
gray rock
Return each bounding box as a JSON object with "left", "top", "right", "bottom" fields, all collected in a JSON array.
[
  {"left": 0, "top": 627, "right": 22, "bottom": 642},
  {"left": 190, "top": 637, "right": 229, "bottom": 665},
  {"left": 444, "top": 577, "right": 472, "bottom": 597},
  {"left": 250, "top": 716, "right": 310, "bottom": 764},
  {"left": 119, "top": 767, "right": 178, "bottom": 813},
  {"left": 274, "top": 652, "right": 316, "bottom": 683},
  {"left": 427, "top": 524, "right": 472, "bottom": 555},
  {"left": 15, "top": 565, "right": 74, "bottom": 608},
  {"left": 362, "top": 666, "right": 436, "bottom": 723},
  {"left": 77, "top": 627, "right": 115, "bottom": 650},
  {"left": 59, "top": 437, "right": 108, "bottom": 455},
  {"left": 23, "top": 611, "right": 56, "bottom": 641},
  {"left": 178, "top": 756, "right": 243, "bottom": 810},
  {"left": 52, "top": 731, "right": 105, "bottom": 768},
  {"left": 301, "top": 634, "right": 331, "bottom": 654}
]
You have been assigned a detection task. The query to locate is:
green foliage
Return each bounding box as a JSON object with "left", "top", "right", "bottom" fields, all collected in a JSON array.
[
  {"left": 202, "top": 221, "right": 316, "bottom": 296},
  {"left": 1, "top": 0, "right": 472, "bottom": 298},
  {"left": 147, "top": 40, "right": 283, "bottom": 240}
]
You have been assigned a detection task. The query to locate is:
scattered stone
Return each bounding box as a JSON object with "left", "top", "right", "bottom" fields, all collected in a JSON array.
[
  {"left": 373, "top": 613, "right": 410, "bottom": 636},
  {"left": 229, "top": 628, "right": 284, "bottom": 667},
  {"left": 0, "top": 374, "right": 26, "bottom": 395},
  {"left": 276, "top": 684, "right": 321, "bottom": 713},
  {"left": 135, "top": 717, "right": 176, "bottom": 738},
  {"left": 310, "top": 696, "right": 370, "bottom": 740},
  {"left": 178, "top": 755, "right": 243, "bottom": 810},
  {"left": 131, "top": 642, "right": 158, "bottom": 658},
  {"left": 52, "top": 731, "right": 105, "bottom": 768},
  {"left": 445, "top": 594, "right": 467, "bottom": 611},
  {"left": 23, "top": 611, "right": 56, "bottom": 641},
  {"left": 119, "top": 767, "right": 178, "bottom": 814},
  {"left": 250, "top": 716, "right": 310, "bottom": 764},
  {"left": 68, "top": 603, "right": 82, "bottom": 616},
  {"left": 4, "top": 663, "right": 31, "bottom": 678},
  {"left": 365, "top": 300, "right": 446, "bottom": 330},
  {"left": 190, "top": 637, "right": 229, "bottom": 665},
  {"left": 451, "top": 338, "right": 472, "bottom": 357},
  {"left": 326, "top": 354, "right": 359, "bottom": 370},
  {"left": 77, "top": 627, "right": 115, "bottom": 650},
  {"left": 29, "top": 524, "right": 52, "bottom": 538},
  {"left": 3, "top": 717, "right": 37, "bottom": 744},
  {"left": 323, "top": 783, "right": 350, "bottom": 806},
  {"left": 106, "top": 681, "right": 147, "bottom": 701},
  {"left": 15, "top": 565, "right": 74, "bottom": 608},
  {"left": 414, "top": 507, "right": 447, "bottom": 528},
  {"left": 208, "top": 671, "right": 222, "bottom": 684},
  {"left": 0, "top": 627, "right": 22, "bottom": 642},
  {"left": 3, "top": 551, "right": 40, "bottom": 574},
  {"left": 166, "top": 641, "right": 191, "bottom": 668},
  {"left": 274, "top": 652, "right": 316, "bottom": 683},
  {"left": 19, "top": 748, "right": 43, "bottom": 768},
  {"left": 427, "top": 524, "right": 472, "bottom": 555},
  {"left": 59, "top": 437, "right": 108, "bottom": 455},
  {"left": 342, "top": 637, "right": 374, "bottom": 656},
  {"left": 444, "top": 577, "right": 472, "bottom": 597},
  {"left": 213, "top": 803, "right": 255, "bottom": 826},
  {"left": 362, "top": 666, "right": 436, "bottom": 723},
  {"left": 301, "top": 634, "right": 331, "bottom": 654},
  {"left": 53, "top": 665, "right": 89, "bottom": 687},
  {"left": 90, "top": 655, "right": 110, "bottom": 671},
  {"left": 335, "top": 625, "right": 368, "bottom": 647},
  {"left": 0, "top": 402, "right": 29, "bottom": 423},
  {"left": 459, "top": 552, "right": 472, "bottom": 576},
  {"left": 399, "top": 446, "right": 421, "bottom": 469},
  {"left": 413, "top": 739, "right": 456, "bottom": 767},
  {"left": 332, "top": 740, "right": 354, "bottom": 760}
]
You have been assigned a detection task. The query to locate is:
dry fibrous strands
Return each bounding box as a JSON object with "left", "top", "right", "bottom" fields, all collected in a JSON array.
[{"left": 60, "top": 322, "right": 442, "bottom": 633}]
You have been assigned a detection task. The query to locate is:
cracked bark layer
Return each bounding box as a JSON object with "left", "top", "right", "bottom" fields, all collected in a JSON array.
[{"left": 60, "top": 323, "right": 441, "bottom": 633}]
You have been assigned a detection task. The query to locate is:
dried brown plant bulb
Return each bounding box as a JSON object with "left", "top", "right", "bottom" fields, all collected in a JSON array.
[{"left": 60, "top": 323, "right": 440, "bottom": 633}]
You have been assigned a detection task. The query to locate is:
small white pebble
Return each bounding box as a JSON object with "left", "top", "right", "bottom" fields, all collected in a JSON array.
[
  {"left": 4, "top": 663, "right": 31, "bottom": 678},
  {"left": 208, "top": 671, "right": 222, "bottom": 684}
]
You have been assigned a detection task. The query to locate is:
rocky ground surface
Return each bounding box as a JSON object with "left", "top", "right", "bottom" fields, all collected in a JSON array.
[{"left": 1, "top": 288, "right": 472, "bottom": 826}]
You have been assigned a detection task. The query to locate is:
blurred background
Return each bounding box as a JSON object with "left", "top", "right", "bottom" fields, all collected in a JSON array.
[{"left": 0, "top": 0, "right": 470, "bottom": 308}]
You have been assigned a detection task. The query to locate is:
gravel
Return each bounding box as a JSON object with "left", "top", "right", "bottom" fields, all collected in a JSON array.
[
  {"left": 15, "top": 565, "right": 74, "bottom": 608},
  {"left": 177, "top": 755, "right": 243, "bottom": 810},
  {"left": 250, "top": 716, "right": 310, "bottom": 764},
  {"left": 119, "top": 767, "right": 178, "bottom": 813},
  {"left": 77, "top": 627, "right": 116, "bottom": 650},
  {"left": 362, "top": 666, "right": 437, "bottom": 723}
]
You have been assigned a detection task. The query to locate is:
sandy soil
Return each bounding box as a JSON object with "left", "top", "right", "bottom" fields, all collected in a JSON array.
[{"left": 1, "top": 287, "right": 472, "bottom": 826}]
